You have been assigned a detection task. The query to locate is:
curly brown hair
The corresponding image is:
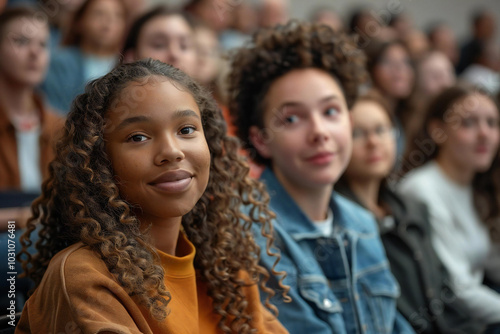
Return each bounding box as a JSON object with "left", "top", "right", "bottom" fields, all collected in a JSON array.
[
  {"left": 227, "top": 20, "right": 368, "bottom": 166},
  {"left": 18, "top": 59, "right": 288, "bottom": 333}
]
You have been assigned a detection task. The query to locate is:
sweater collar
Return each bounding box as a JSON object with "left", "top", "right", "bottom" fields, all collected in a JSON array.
[{"left": 156, "top": 232, "right": 196, "bottom": 278}]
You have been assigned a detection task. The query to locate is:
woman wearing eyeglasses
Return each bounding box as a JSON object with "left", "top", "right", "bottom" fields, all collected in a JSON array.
[{"left": 336, "top": 90, "right": 481, "bottom": 334}]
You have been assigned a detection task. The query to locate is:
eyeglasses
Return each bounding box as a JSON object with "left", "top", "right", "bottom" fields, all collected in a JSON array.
[{"left": 352, "top": 125, "right": 398, "bottom": 142}]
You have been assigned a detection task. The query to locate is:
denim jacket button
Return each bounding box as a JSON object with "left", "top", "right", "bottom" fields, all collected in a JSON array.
[{"left": 322, "top": 298, "right": 333, "bottom": 308}]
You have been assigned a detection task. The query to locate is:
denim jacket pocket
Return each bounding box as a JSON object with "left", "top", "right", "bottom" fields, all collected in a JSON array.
[
  {"left": 358, "top": 269, "right": 400, "bottom": 334},
  {"left": 298, "top": 277, "right": 343, "bottom": 313}
]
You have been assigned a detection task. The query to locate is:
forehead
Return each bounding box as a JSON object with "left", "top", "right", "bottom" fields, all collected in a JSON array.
[
  {"left": 265, "top": 68, "right": 346, "bottom": 106},
  {"left": 1, "top": 17, "right": 48, "bottom": 39},
  {"left": 106, "top": 77, "right": 200, "bottom": 122},
  {"left": 85, "top": 0, "right": 124, "bottom": 13},
  {"left": 140, "top": 15, "right": 192, "bottom": 39},
  {"left": 351, "top": 100, "right": 392, "bottom": 126},
  {"left": 450, "top": 94, "right": 498, "bottom": 117}
]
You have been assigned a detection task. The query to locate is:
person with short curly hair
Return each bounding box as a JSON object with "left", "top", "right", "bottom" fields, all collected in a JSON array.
[
  {"left": 16, "top": 59, "right": 289, "bottom": 334},
  {"left": 227, "top": 21, "right": 414, "bottom": 333}
]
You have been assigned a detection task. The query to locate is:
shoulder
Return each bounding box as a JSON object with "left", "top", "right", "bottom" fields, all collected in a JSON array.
[
  {"left": 46, "top": 47, "right": 84, "bottom": 77},
  {"left": 43, "top": 243, "right": 115, "bottom": 290},
  {"left": 398, "top": 163, "right": 441, "bottom": 198},
  {"left": 334, "top": 193, "right": 378, "bottom": 234}
]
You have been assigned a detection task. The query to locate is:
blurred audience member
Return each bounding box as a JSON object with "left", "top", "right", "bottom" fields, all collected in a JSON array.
[
  {"left": 457, "top": 10, "right": 496, "bottom": 75},
  {"left": 403, "top": 29, "right": 430, "bottom": 61},
  {"left": 121, "top": 0, "right": 149, "bottom": 25},
  {"left": 41, "top": 0, "right": 128, "bottom": 113},
  {"left": 366, "top": 40, "right": 415, "bottom": 157},
  {"left": 336, "top": 90, "right": 483, "bottom": 334},
  {"left": 389, "top": 12, "right": 413, "bottom": 41},
  {"left": 400, "top": 85, "right": 500, "bottom": 330},
  {"left": 193, "top": 22, "right": 221, "bottom": 89},
  {"left": 460, "top": 39, "right": 500, "bottom": 96},
  {"left": 405, "top": 50, "right": 456, "bottom": 145},
  {"left": 310, "top": 6, "right": 343, "bottom": 32},
  {"left": 184, "top": 0, "right": 228, "bottom": 32},
  {"left": 427, "top": 22, "right": 459, "bottom": 66},
  {"left": 0, "top": 6, "right": 62, "bottom": 196},
  {"left": 219, "top": 2, "right": 257, "bottom": 50},
  {"left": 121, "top": 6, "right": 198, "bottom": 78},
  {"left": 258, "top": 0, "right": 289, "bottom": 29},
  {"left": 348, "top": 7, "right": 396, "bottom": 47}
]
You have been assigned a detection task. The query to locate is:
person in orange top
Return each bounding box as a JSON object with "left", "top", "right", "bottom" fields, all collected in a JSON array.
[{"left": 16, "top": 59, "right": 289, "bottom": 333}]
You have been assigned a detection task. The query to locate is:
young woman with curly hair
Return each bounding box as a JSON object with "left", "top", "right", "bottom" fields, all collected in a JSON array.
[
  {"left": 399, "top": 85, "right": 500, "bottom": 330},
  {"left": 16, "top": 58, "right": 288, "bottom": 334},
  {"left": 227, "top": 21, "right": 414, "bottom": 333}
]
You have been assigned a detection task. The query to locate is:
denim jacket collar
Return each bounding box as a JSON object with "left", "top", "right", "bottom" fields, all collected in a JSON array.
[{"left": 260, "top": 168, "right": 374, "bottom": 241}]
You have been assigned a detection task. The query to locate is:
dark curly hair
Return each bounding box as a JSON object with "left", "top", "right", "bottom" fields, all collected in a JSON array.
[
  {"left": 18, "top": 59, "right": 288, "bottom": 333},
  {"left": 227, "top": 20, "right": 368, "bottom": 166}
]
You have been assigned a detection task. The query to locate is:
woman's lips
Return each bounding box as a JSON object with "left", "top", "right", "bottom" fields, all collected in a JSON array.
[
  {"left": 306, "top": 152, "right": 335, "bottom": 165},
  {"left": 149, "top": 170, "right": 193, "bottom": 193},
  {"left": 151, "top": 178, "right": 192, "bottom": 192}
]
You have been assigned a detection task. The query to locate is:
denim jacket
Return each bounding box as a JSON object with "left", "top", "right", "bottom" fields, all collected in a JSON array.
[{"left": 254, "top": 169, "right": 415, "bottom": 334}]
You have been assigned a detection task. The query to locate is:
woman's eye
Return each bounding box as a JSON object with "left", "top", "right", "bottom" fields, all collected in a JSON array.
[
  {"left": 325, "top": 107, "right": 339, "bottom": 116},
  {"left": 128, "top": 134, "right": 147, "bottom": 142},
  {"left": 284, "top": 115, "right": 299, "bottom": 124},
  {"left": 179, "top": 126, "right": 195, "bottom": 135},
  {"left": 461, "top": 118, "right": 475, "bottom": 127}
]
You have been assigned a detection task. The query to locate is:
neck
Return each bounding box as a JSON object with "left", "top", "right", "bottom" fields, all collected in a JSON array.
[
  {"left": 0, "top": 77, "right": 36, "bottom": 117},
  {"left": 80, "top": 40, "right": 116, "bottom": 57},
  {"left": 435, "top": 155, "right": 474, "bottom": 186},
  {"left": 139, "top": 214, "right": 182, "bottom": 255},
  {"left": 348, "top": 177, "right": 383, "bottom": 217},
  {"left": 273, "top": 168, "right": 332, "bottom": 221}
]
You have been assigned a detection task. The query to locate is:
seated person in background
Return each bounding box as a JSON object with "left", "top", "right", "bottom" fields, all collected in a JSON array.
[
  {"left": 404, "top": 50, "right": 456, "bottom": 149},
  {"left": 227, "top": 21, "right": 414, "bottom": 334},
  {"left": 17, "top": 59, "right": 289, "bottom": 333},
  {"left": 0, "top": 5, "right": 63, "bottom": 312},
  {"left": 336, "top": 90, "right": 482, "bottom": 333},
  {"left": 0, "top": 6, "right": 63, "bottom": 225},
  {"left": 459, "top": 39, "right": 500, "bottom": 96},
  {"left": 399, "top": 85, "right": 500, "bottom": 331},
  {"left": 41, "top": 0, "right": 128, "bottom": 114},
  {"left": 121, "top": 6, "right": 198, "bottom": 79}
]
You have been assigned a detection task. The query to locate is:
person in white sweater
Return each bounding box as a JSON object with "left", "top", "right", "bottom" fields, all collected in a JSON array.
[{"left": 398, "top": 85, "right": 500, "bottom": 330}]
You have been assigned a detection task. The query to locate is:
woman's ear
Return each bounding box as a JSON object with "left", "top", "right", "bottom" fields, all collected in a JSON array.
[{"left": 249, "top": 125, "right": 272, "bottom": 159}]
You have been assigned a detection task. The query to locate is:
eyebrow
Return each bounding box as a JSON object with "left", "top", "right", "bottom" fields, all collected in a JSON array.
[
  {"left": 115, "top": 115, "right": 150, "bottom": 131},
  {"left": 172, "top": 109, "right": 200, "bottom": 120},
  {"left": 277, "top": 95, "right": 341, "bottom": 110},
  {"left": 115, "top": 110, "right": 200, "bottom": 131}
]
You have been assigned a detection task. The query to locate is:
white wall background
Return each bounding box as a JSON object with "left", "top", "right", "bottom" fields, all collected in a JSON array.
[{"left": 152, "top": 0, "right": 500, "bottom": 44}]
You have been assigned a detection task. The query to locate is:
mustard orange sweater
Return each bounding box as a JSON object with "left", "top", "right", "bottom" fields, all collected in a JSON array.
[{"left": 16, "top": 233, "right": 287, "bottom": 333}]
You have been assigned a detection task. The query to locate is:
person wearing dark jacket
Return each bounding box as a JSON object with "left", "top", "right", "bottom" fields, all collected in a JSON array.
[{"left": 336, "top": 90, "right": 483, "bottom": 334}]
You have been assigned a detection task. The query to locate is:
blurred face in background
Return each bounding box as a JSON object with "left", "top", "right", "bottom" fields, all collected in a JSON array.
[
  {"left": 133, "top": 14, "right": 198, "bottom": 77},
  {"left": 430, "top": 25, "right": 459, "bottom": 65},
  {"left": 193, "top": 25, "right": 220, "bottom": 86},
  {"left": 372, "top": 44, "right": 414, "bottom": 99},
  {"left": 417, "top": 51, "right": 456, "bottom": 97},
  {"left": 345, "top": 99, "right": 397, "bottom": 182},
  {"left": 434, "top": 93, "right": 500, "bottom": 174},
  {"left": 78, "top": 0, "right": 126, "bottom": 51},
  {"left": 0, "top": 17, "right": 49, "bottom": 87}
]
